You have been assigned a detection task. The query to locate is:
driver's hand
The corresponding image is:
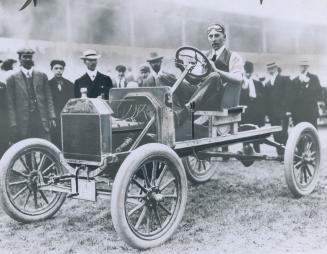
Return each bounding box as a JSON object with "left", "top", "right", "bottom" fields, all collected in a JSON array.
[
  {"left": 175, "top": 58, "right": 183, "bottom": 68},
  {"left": 209, "top": 60, "right": 218, "bottom": 73}
]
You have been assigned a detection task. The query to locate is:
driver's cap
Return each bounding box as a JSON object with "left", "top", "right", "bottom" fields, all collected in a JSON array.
[{"left": 207, "top": 23, "right": 225, "bottom": 34}]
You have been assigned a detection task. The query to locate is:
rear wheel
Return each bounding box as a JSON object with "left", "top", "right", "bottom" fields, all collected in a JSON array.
[
  {"left": 284, "top": 123, "right": 321, "bottom": 197},
  {"left": 0, "top": 138, "right": 66, "bottom": 222},
  {"left": 111, "top": 143, "right": 187, "bottom": 249},
  {"left": 182, "top": 154, "right": 216, "bottom": 184}
]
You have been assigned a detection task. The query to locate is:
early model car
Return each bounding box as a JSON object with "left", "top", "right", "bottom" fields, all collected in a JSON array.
[{"left": 0, "top": 47, "right": 321, "bottom": 249}]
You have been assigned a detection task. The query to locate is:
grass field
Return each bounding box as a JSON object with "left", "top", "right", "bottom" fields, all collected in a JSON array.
[{"left": 0, "top": 127, "right": 327, "bottom": 254}]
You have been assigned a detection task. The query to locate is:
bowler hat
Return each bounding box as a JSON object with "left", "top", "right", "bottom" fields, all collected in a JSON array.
[
  {"left": 115, "top": 65, "right": 126, "bottom": 72},
  {"left": 147, "top": 52, "right": 163, "bottom": 63},
  {"left": 80, "top": 49, "right": 101, "bottom": 60},
  {"left": 50, "top": 59, "right": 66, "bottom": 69}
]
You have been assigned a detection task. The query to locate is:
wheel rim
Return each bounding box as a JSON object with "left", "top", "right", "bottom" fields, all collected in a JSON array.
[
  {"left": 293, "top": 131, "right": 320, "bottom": 189},
  {"left": 187, "top": 155, "right": 212, "bottom": 177},
  {"left": 124, "top": 158, "right": 181, "bottom": 240},
  {"left": 5, "top": 148, "right": 63, "bottom": 216}
]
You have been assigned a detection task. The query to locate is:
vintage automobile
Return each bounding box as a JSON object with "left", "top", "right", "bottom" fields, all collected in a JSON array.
[{"left": 0, "top": 47, "right": 321, "bottom": 249}]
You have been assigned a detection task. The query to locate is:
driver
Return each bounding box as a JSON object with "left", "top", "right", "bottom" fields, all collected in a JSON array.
[{"left": 186, "top": 23, "right": 244, "bottom": 111}]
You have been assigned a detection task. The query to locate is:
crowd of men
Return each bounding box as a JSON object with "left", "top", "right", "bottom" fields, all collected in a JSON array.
[{"left": 0, "top": 22, "right": 323, "bottom": 157}]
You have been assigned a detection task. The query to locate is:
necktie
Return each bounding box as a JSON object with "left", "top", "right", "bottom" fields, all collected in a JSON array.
[
  {"left": 118, "top": 79, "right": 122, "bottom": 88},
  {"left": 212, "top": 54, "right": 217, "bottom": 62}
]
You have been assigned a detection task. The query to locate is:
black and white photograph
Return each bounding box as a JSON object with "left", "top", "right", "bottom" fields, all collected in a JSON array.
[{"left": 0, "top": 0, "right": 327, "bottom": 253}]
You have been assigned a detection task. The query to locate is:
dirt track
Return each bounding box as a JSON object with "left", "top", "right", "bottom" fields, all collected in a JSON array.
[{"left": 0, "top": 127, "right": 327, "bottom": 254}]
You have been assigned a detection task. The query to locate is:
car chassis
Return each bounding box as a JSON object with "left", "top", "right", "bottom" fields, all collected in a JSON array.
[{"left": 0, "top": 47, "right": 321, "bottom": 250}]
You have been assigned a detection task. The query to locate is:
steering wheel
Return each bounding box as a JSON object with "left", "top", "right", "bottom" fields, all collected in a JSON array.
[{"left": 175, "top": 46, "right": 212, "bottom": 80}]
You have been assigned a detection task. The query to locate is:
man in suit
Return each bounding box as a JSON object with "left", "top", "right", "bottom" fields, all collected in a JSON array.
[
  {"left": 291, "top": 60, "right": 321, "bottom": 128},
  {"left": 240, "top": 61, "right": 265, "bottom": 152},
  {"left": 74, "top": 49, "right": 113, "bottom": 99},
  {"left": 264, "top": 62, "right": 292, "bottom": 155},
  {"left": 113, "top": 65, "right": 127, "bottom": 88},
  {"left": 6, "top": 48, "right": 56, "bottom": 142},
  {"left": 185, "top": 23, "right": 244, "bottom": 111},
  {"left": 48, "top": 59, "right": 74, "bottom": 147},
  {"left": 0, "top": 79, "right": 9, "bottom": 155}
]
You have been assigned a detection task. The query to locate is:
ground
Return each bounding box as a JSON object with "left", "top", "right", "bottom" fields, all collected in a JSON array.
[{"left": 0, "top": 127, "right": 327, "bottom": 254}]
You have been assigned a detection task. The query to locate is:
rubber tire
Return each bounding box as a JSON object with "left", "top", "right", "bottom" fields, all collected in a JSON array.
[
  {"left": 284, "top": 122, "right": 321, "bottom": 198},
  {"left": 0, "top": 138, "right": 66, "bottom": 223},
  {"left": 111, "top": 143, "right": 187, "bottom": 250},
  {"left": 182, "top": 156, "right": 216, "bottom": 184}
]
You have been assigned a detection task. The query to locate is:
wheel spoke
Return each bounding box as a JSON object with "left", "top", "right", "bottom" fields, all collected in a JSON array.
[
  {"left": 158, "top": 203, "right": 172, "bottom": 215},
  {"left": 294, "top": 153, "right": 302, "bottom": 160},
  {"left": 128, "top": 202, "right": 145, "bottom": 216},
  {"left": 154, "top": 206, "right": 162, "bottom": 228},
  {"left": 162, "top": 194, "right": 178, "bottom": 199},
  {"left": 20, "top": 156, "right": 31, "bottom": 172},
  {"left": 127, "top": 194, "right": 146, "bottom": 199},
  {"left": 23, "top": 190, "right": 32, "bottom": 208},
  {"left": 159, "top": 177, "right": 176, "bottom": 191},
  {"left": 31, "top": 152, "right": 37, "bottom": 171},
  {"left": 294, "top": 160, "right": 303, "bottom": 169},
  {"left": 39, "top": 190, "right": 49, "bottom": 204},
  {"left": 303, "top": 165, "right": 308, "bottom": 183},
  {"left": 11, "top": 168, "right": 29, "bottom": 178},
  {"left": 12, "top": 185, "right": 29, "bottom": 201},
  {"left": 8, "top": 180, "right": 28, "bottom": 186},
  {"left": 134, "top": 206, "right": 148, "bottom": 230},
  {"left": 197, "top": 161, "right": 201, "bottom": 172},
  {"left": 37, "top": 154, "right": 47, "bottom": 171},
  {"left": 151, "top": 161, "right": 158, "bottom": 186},
  {"left": 142, "top": 166, "right": 151, "bottom": 188},
  {"left": 132, "top": 178, "right": 148, "bottom": 193},
  {"left": 299, "top": 166, "right": 304, "bottom": 184},
  {"left": 157, "top": 165, "right": 167, "bottom": 186},
  {"left": 304, "top": 164, "right": 313, "bottom": 178},
  {"left": 146, "top": 210, "right": 151, "bottom": 234},
  {"left": 42, "top": 162, "right": 55, "bottom": 175},
  {"left": 33, "top": 190, "right": 38, "bottom": 209}
]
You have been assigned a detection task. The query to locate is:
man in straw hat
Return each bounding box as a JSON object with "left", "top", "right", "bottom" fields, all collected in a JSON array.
[
  {"left": 264, "top": 61, "right": 292, "bottom": 155},
  {"left": 6, "top": 47, "right": 56, "bottom": 143},
  {"left": 291, "top": 59, "right": 321, "bottom": 128},
  {"left": 74, "top": 49, "right": 113, "bottom": 99}
]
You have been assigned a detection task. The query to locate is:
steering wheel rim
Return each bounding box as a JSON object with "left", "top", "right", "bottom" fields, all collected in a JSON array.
[{"left": 175, "top": 46, "right": 212, "bottom": 79}]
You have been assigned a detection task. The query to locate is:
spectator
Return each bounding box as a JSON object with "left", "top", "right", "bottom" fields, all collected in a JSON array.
[
  {"left": 137, "top": 64, "right": 150, "bottom": 87},
  {"left": 264, "top": 62, "right": 292, "bottom": 155},
  {"left": 291, "top": 60, "right": 321, "bottom": 128},
  {"left": 6, "top": 48, "right": 56, "bottom": 143},
  {"left": 74, "top": 49, "right": 113, "bottom": 99},
  {"left": 240, "top": 61, "right": 265, "bottom": 152},
  {"left": 113, "top": 65, "right": 127, "bottom": 88},
  {"left": 49, "top": 59, "right": 74, "bottom": 147}
]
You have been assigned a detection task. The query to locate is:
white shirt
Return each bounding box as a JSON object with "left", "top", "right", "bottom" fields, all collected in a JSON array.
[
  {"left": 243, "top": 77, "right": 257, "bottom": 98},
  {"left": 115, "top": 77, "right": 126, "bottom": 88},
  {"left": 86, "top": 69, "right": 98, "bottom": 81},
  {"left": 21, "top": 67, "right": 33, "bottom": 78},
  {"left": 299, "top": 71, "right": 310, "bottom": 83},
  {"left": 151, "top": 68, "right": 163, "bottom": 78},
  {"left": 269, "top": 72, "right": 278, "bottom": 86},
  {"left": 209, "top": 46, "right": 244, "bottom": 76}
]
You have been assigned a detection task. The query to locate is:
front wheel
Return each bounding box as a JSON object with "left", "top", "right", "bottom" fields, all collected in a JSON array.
[
  {"left": 284, "top": 123, "right": 321, "bottom": 198},
  {"left": 111, "top": 143, "right": 187, "bottom": 250},
  {"left": 0, "top": 138, "right": 66, "bottom": 223}
]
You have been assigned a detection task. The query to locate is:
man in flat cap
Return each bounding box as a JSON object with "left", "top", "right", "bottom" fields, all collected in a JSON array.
[
  {"left": 6, "top": 48, "right": 56, "bottom": 143},
  {"left": 185, "top": 23, "right": 244, "bottom": 111},
  {"left": 113, "top": 65, "right": 127, "bottom": 88},
  {"left": 291, "top": 60, "right": 321, "bottom": 128},
  {"left": 137, "top": 64, "right": 150, "bottom": 87},
  {"left": 49, "top": 59, "right": 74, "bottom": 147},
  {"left": 264, "top": 61, "right": 292, "bottom": 155},
  {"left": 74, "top": 49, "right": 113, "bottom": 99}
]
